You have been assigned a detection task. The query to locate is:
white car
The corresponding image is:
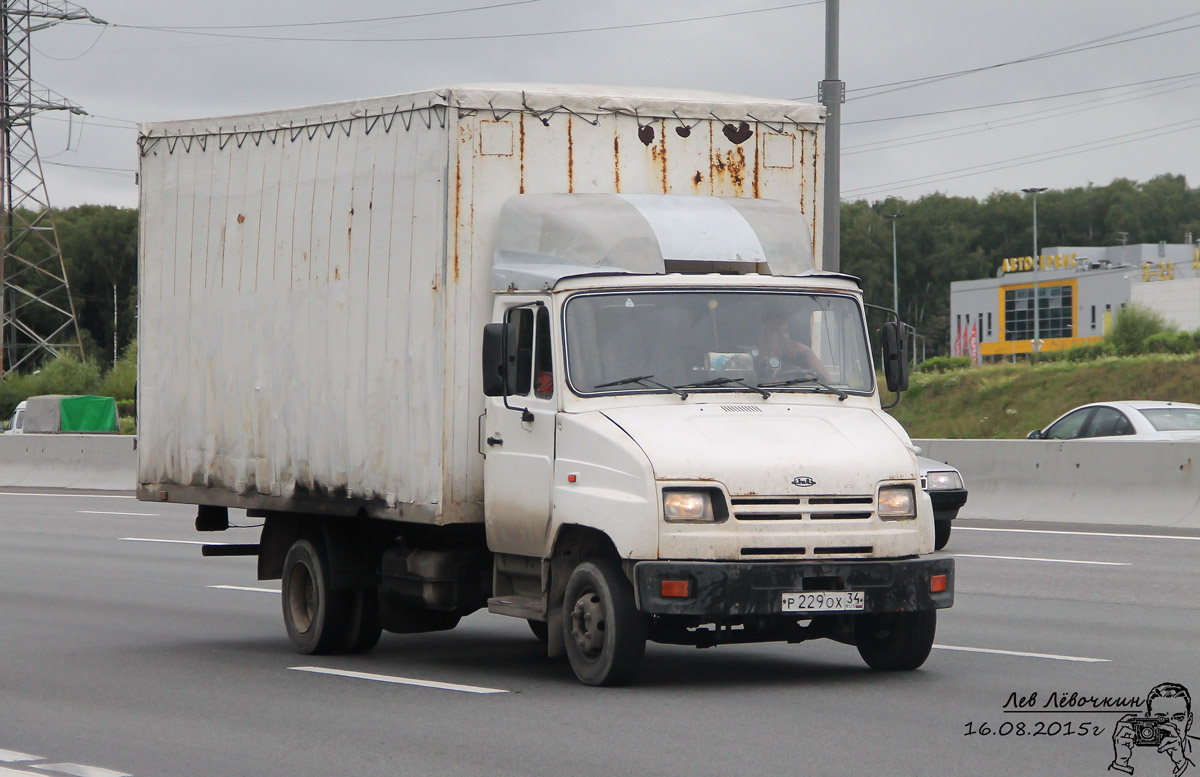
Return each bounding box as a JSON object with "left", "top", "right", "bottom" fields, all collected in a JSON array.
[
  {"left": 1026, "top": 401, "right": 1200, "bottom": 441},
  {"left": 5, "top": 400, "right": 24, "bottom": 434},
  {"left": 918, "top": 455, "right": 966, "bottom": 551}
]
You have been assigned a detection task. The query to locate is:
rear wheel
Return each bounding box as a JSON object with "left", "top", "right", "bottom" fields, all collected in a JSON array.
[
  {"left": 934, "top": 519, "right": 951, "bottom": 550},
  {"left": 562, "top": 559, "right": 646, "bottom": 686},
  {"left": 281, "top": 538, "right": 352, "bottom": 655},
  {"left": 854, "top": 610, "right": 937, "bottom": 671},
  {"left": 342, "top": 587, "right": 383, "bottom": 653}
]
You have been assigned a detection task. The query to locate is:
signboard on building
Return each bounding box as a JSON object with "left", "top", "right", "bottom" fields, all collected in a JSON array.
[{"left": 999, "top": 253, "right": 1077, "bottom": 274}]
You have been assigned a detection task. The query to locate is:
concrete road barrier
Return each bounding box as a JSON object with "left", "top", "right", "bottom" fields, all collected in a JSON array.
[
  {"left": 0, "top": 434, "right": 136, "bottom": 492},
  {"left": 6, "top": 433, "right": 1199, "bottom": 529},
  {"left": 916, "top": 438, "right": 1200, "bottom": 529}
]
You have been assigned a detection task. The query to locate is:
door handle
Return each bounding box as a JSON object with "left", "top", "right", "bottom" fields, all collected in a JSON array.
[{"left": 486, "top": 435, "right": 504, "bottom": 447}]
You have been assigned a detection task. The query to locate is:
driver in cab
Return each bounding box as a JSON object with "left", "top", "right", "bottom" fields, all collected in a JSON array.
[{"left": 754, "top": 309, "right": 832, "bottom": 383}]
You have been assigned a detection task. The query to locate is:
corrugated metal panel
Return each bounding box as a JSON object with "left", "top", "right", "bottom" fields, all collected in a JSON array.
[{"left": 139, "top": 111, "right": 450, "bottom": 520}]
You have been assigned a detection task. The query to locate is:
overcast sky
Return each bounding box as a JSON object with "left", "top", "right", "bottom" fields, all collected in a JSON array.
[{"left": 22, "top": 0, "right": 1200, "bottom": 213}]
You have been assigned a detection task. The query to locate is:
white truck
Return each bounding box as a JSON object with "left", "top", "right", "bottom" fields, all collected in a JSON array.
[{"left": 137, "top": 84, "right": 953, "bottom": 686}]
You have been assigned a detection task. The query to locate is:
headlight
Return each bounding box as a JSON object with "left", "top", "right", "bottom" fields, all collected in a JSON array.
[
  {"left": 924, "top": 470, "right": 963, "bottom": 491},
  {"left": 663, "top": 491, "right": 715, "bottom": 522},
  {"left": 878, "top": 485, "right": 916, "bottom": 520}
]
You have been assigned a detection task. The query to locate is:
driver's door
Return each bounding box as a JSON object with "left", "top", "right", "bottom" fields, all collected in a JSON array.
[{"left": 483, "top": 301, "right": 557, "bottom": 557}]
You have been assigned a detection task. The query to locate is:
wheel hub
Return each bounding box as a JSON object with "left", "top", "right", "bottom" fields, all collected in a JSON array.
[
  {"left": 287, "top": 562, "right": 316, "bottom": 634},
  {"left": 569, "top": 592, "right": 607, "bottom": 657}
]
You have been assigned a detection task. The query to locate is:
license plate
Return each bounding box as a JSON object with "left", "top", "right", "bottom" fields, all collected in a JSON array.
[{"left": 781, "top": 590, "right": 865, "bottom": 612}]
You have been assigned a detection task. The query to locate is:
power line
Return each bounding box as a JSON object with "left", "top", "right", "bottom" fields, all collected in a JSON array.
[
  {"left": 844, "top": 74, "right": 1200, "bottom": 156},
  {"left": 851, "top": 12, "right": 1200, "bottom": 101},
  {"left": 99, "top": 2, "right": 824, "bottom": 44},
  {"left": 845, "top": 70, "right": 1200, "bottom": 127},
  {"left": 120, "top": 0, "right": 542, "bottom": 30},
  {"left": 792, "top": 10, "right": 1200, "bottom": 102},
  {"left": 843, "top": 116, "right": 1200, "bottom": 199},
  {"left": 43, "top": 160, "right": 133, "bottom": 173}
]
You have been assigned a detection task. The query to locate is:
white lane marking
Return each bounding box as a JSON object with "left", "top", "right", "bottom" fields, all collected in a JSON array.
[
  {"left": 79, "top": 511, "right": 160, "bottom": 517},
  {"left": 118, "top": 537, "right": 233, "bottom": 546},
  {"left": 291, "top": 666, "right": 510, "bottom": 695},
  {"left": 957, "top": 527, "right": 1200, "bottom": 541},
  {"left": 0, "top": 752, "right": 40, "bottom": 764},
  {"left": 934, "top": 644, "right": 1108, "bottom": 663},
  {"left": 208, "top": 585, "right": 278, "bottom": 594},
  {"left": 33, "top": 765, "right": 130, "bottom": 777},
  {"left": 952, "top": 553, "right": 1130, "bottom": 567},
  {"left": 0, "top": 493, "right": 135, "bottom": 500},
  {"left": 0, "top": 768, "right": 41, "bottom": 777}
]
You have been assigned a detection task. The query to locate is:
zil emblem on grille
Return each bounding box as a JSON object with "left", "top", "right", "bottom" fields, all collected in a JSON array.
[{"left": 791, "top": 476, "right": 816, "bottom": 487}]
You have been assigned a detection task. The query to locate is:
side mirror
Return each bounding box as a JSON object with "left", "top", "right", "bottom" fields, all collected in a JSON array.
[
  {"left": 882, "top": 321, "right": 909, "bottom": 394},
  {"left": 482, "top": 323, "right": 509, "bottom": 397},
  {"left": 1026, "top": 429, "right": 1044, "bottom": 439}
]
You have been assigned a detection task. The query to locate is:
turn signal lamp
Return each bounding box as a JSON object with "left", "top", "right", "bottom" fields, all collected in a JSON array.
[
  {"left": 931, "top": 574, "right": 947, "bottom": 593},
  {"left": 661, "top": 580, "right": 691, "bottom": 598}
]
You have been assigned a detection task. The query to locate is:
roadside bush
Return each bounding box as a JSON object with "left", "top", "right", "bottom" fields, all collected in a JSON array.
[
  {"left": 1144, "top": 330, "right": 1195, "bottom": 354},
  {"left": 1063, "top": 342, "right": 1116, "bottom": 362},
  {"left": 0, "top": 352, "right": 105, "bottom": 418},
  {"left": 1105, "top": 304, "right": 1172, "bottom": 356},
  {"left": 915, "top": 355, "right": 972, "bottom": 373},
  {"left": 24, "top": 353, "right": 103, "bottom": 396},
  {"left": 100, "top": 341, "right": 137, "bottom": 401}
]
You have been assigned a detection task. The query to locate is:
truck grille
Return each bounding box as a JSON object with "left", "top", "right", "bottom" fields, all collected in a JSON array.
[{"left": 731, "top": 495, "right": 874, "bottom": 522}]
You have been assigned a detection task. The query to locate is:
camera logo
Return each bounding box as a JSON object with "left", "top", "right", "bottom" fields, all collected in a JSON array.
[{"left": 1110, "top": 682, "right": 1195, "bottom": 775}]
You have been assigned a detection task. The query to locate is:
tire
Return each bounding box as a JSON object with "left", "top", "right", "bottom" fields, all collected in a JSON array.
[
  {"left": 528, "top": 619, "right": 549, "bottom": 642},
  {"left": 281, "top": 538, "right": 352, "bottom": 655},
  {"left": 934, "top": 519, "right": 951, "bottom": 551},
  {"left": 342, "top": 587, "right": 383, "bottom": 653},
  {"left": 562, "top": 559, "right": 646, "bottom": 686},
  {"left": 855, "top": 610, "right": 937, "bottom": 671}
]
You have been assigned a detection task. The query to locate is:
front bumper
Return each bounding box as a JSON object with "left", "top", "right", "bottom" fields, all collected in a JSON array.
[
  {"left": 928, "top": 488, "right": 968, "bottom": 521},
  {"left": 634, "top": 557, "right": 954, "bottom": 617}
]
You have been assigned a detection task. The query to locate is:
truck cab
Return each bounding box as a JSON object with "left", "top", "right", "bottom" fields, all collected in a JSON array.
[
  {"left": 6, "top": 400, "right": 25, "bottom": 434},
  {"left": 478, "top": 194, "right": 952, "bottom": 684}
]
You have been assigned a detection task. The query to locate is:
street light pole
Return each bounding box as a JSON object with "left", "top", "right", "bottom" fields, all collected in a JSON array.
[
  {"left": 883, "top": 213, "right": 904, "bottom": 316},
  {"left": 1022, "top": 187, "right": 1047, "bottom": 355},
  {"left": 820, "top": 0, "right": 844, "bottom": 272}
]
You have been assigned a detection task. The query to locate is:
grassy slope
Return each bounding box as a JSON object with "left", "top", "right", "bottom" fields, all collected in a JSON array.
[{"left": 887, "top": 354, "right": 1200, "bottom": 439}]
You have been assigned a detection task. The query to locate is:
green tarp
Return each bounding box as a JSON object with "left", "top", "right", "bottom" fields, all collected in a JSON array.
[{"left": 24, "top": 395, "right": 118, "bottom": 433}]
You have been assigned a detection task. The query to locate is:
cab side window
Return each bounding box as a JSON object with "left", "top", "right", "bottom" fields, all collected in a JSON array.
[
  {"left": 506, "top": 307, "right": 534, "bottom": 396},
  {"left": 534, "top": 306, "right": 553, "bottom": 398},
  {"left": 505, "top": 305, "right": 553, "bottom": 399}
]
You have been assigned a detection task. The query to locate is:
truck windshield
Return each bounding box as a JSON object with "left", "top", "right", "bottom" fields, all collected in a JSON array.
[{"left": 564, "top": 291, "right": 874, "bottom": 396}]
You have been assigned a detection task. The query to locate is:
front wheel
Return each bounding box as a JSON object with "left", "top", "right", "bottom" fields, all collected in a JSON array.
[
  {"left": 562, "top": 560, "right": 646, "bottom": 686},
  {"left": 934, "top": 519, "right": 951, "bottom": 550},
  {"left": 854, "top": 610, "right": 936, "bottom": 671}
]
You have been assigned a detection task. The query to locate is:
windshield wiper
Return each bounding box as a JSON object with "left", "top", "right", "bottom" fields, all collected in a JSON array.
[
  {"left": 677, "top": 376, "right": 770, "bottom": 399},
  {"left": 594, "top": 374, "right": 689, "bottom": 399},
  {"left": 757, "top": 376, "right": 848, "bottom": 401}
]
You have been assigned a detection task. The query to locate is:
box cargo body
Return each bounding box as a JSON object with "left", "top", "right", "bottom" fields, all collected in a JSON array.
[{"left": 136, "top": 84, "right": 825, "bottom": 525}]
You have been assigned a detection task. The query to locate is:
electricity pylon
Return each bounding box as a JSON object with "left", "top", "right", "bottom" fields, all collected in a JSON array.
[{"left": 1, "top": 0, "right": 101, "bottom": 378}]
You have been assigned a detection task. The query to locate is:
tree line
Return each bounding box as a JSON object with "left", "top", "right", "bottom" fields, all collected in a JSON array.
[{"left": 5, "top": 174, "right": 1200, "bottom": 373}]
